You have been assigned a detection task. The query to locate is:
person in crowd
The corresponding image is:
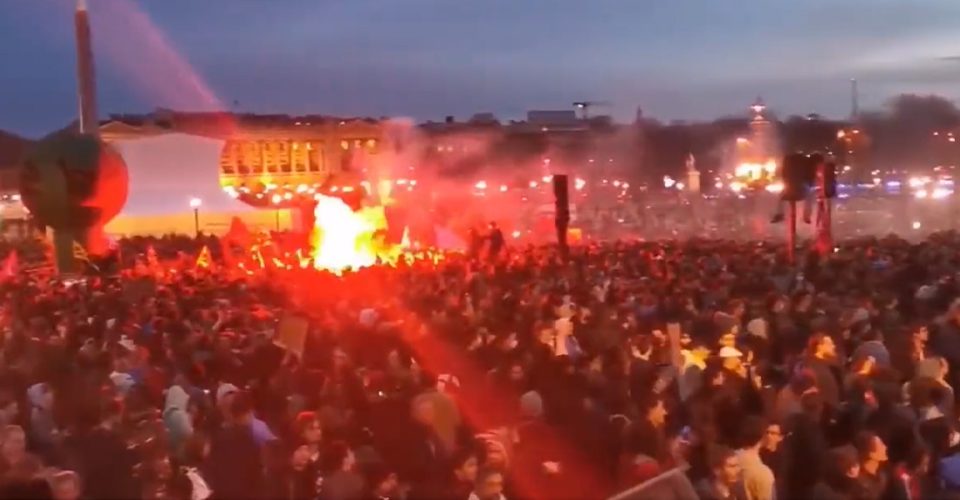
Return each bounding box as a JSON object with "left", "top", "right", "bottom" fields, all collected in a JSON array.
[
  {"left": 207, "top": 392, "right": 262, "bottom": 499},
  {"left": 136, "top": 448, "right": 175, "bottom": 499},
  {"left": 486, "top": 223, "right": 505, "bottom": 260},
  {"left": 469, "top": 467, "right": 506, "bottom": 500},
  {"left": 759, "top": 423, "right": 784, "bottom": 473},
  {"left": 4, "top": 228, "right": 960, "bottom": 499},
  {"left": 853, "top": 431, "right": 888, "bottom": 500},
  {"left": 365, "top": 464, "right": 401, "bottom": 500},
  {"left": 62, "top": 401, "right": 137, "bottom": 499},
  {"left": 695, "top": 445, "right": 746, "bottom": 500},
  {"left": 445, "top": 448, "right": 480, "bottom": 500},
  {"left": 0, "top": 425, "right": 42, "bottom": 479},
  {"left": 265, "top": 441, "right": 322, "bottom": 499},
  {"left": 851, "top": 327, "right": 890, "bottom": 369},
  {"left": 811, "top": 446, "right": 863, "bottom": 499},
  {"left": 736, "top": 416, "right": 775, "bottom": 500},
  {"left": 26, "top": 383, "right": 58, "bottom": 460},
  {"left": 318, "top": 440, "right": 364, "bottom": 500},
  {"left": 904, "top": 356, "right": 954, "bottom": 421},
  {"left": 801, "top": 333, "right": 841, "bottom": 411},
  {"left": 887, "top": 445, "right": 932, "bottom": 500},
  {"left": 174, "top": 433, "right": 212, "bottom": 500},
  {"left": 680, "top": 338, "right": 711, "bottom": 403},
  {"left": 163, "top": 383, "right": 195, "bottom": 457}
]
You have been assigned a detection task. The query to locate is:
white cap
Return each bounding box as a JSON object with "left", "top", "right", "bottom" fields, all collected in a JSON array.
[
  {"left": 118, "top": 335, "right": 136, "bottom": 352},
  {"left": 718, "top": 346, "right": 743, "bottom": 358},
  {"left": 216, "top": 383, "right": 239, "bottom": 402},
  {"left": 915, "top": 285, "right": 937, "bottom": 301}
]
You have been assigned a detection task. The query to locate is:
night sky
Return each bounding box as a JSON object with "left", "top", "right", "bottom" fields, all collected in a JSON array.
[{"left": 2, "top": 0, "right": 959, "bottom": 137}]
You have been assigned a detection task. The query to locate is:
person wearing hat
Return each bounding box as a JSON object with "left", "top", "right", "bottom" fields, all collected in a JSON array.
[{"left": 719, "top": 346, "right": 743, "bottom": 365}]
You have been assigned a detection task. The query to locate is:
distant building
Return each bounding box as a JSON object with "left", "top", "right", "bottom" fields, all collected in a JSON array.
[
  {"left": 469, "top": 113, "right": 499, "bottom": 125},
  {"left": 524, "top": 110, "right": 585, "bottom": 132},
  {"left": 70, "top": 110, "right": 388, "bottom": 235},
  {"left": 0, "top": 131, "right": 31, "bottom": 227}
]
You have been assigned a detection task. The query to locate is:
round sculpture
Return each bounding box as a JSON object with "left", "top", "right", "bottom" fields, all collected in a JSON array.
[{"left": 19, "top": 133, "right": 128, "bottom": 270}]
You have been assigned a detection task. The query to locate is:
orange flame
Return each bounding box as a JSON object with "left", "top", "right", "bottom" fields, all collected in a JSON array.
[{"left": 309, "top": 194, "right": 403, "bottom": 273}]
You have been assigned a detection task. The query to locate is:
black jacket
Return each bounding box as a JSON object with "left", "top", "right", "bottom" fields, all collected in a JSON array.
[{"left": 208, "top": 424, "right": 262, "bottom": 499}]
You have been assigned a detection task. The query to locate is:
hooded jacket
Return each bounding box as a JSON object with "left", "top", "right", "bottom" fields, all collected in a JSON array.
[
  {"left": 163, "top": 385, "right": 194, "bottom": 453},
  {"left": 27, "top": 383, "right": 56, "bottom": 449}
]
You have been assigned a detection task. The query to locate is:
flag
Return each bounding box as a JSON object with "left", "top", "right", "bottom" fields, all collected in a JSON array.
[
  {"left": 72, "top": 241, "right": 90, "bottom": 263},
  {"left": 0, "top": 252, "right": 17, "bottom": 281},
  {"left": 195, "top": 245, "right": 212, "bottom": 269},
  {"left": 251, "top": 245, "right": 265, "bottom": 269},
  {"left": 225, "top": 217, "right": 251, "bottom": 246}
]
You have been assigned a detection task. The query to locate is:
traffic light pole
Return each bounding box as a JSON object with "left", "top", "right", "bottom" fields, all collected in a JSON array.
[{"left": 814, "top": 163, "right": 833, "bottom": 255}]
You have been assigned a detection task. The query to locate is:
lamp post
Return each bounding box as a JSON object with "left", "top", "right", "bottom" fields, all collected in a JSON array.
[{"left": 189, "top": 197, "right": 202, "bottom": 237}]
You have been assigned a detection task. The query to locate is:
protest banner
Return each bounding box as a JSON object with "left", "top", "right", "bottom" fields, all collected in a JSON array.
[{"left": 275, "top": 314, "right": 309, "bottom": 358}]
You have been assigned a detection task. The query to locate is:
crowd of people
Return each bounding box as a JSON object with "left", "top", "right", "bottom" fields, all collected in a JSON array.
[{"left": 2, "top": 228, "right": 960, "bottom": 499}]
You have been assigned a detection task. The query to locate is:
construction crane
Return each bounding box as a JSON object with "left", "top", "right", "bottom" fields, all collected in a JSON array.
[{"left": 572, "top": 101, "right": 610, "bottom": 120}]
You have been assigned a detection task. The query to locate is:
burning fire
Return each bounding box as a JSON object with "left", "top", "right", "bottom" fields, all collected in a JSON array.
[
  {"left": 309, "top": 194, "right": 403, "bottom": 273},
  {"left": 734, "top": 159, "right": 778, "bottom": 182}
]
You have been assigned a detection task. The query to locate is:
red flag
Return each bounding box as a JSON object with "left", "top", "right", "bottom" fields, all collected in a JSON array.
[
  {"left": 225, "top": 217, "right": 251, "bottom": 246},
  {"left": 0, "top": 252, "right": 17, "bottom": 281}
]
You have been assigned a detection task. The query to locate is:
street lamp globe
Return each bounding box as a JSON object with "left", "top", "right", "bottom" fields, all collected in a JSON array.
[{"left": 189, "top": 197, "right": 202, "bottom": 209}]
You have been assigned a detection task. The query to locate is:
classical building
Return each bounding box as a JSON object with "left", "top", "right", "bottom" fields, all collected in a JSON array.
[{"left": 89, "top": 110, "right": 389, "bottom": 235}]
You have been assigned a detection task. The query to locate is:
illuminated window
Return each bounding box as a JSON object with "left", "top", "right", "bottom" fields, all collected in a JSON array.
[
  {"left": 340, "top": 140, "right": 349, "bottom": 150},
  {"left": 366, "top": 139, "right": 377, "bottom": 149}
]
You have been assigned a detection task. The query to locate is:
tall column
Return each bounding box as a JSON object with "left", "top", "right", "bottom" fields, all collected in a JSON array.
[{"left": 75, "top": 0, "right": 99, "bottom": 135}]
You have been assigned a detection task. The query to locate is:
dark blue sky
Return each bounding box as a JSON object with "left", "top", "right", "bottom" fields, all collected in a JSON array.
[{"left": 2, "top": 0, "right": 959, "bottom": 137}]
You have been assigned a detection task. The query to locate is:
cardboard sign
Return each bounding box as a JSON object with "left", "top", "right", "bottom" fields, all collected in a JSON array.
[
  {"left": 608, "top": 466, "right": 697, "bottom": 500},
  {"left": 275, "top": 314, "right": 309, "bottom": 358}
]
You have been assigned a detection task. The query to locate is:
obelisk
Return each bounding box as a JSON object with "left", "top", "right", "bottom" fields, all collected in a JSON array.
[{"left": 75, "top": 0, "right": 99, "bottom": 134}]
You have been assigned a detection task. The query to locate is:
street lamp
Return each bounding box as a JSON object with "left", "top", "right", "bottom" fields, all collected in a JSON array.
[{"left": 189, "top": 197, "right": 202, "bottom": 236}]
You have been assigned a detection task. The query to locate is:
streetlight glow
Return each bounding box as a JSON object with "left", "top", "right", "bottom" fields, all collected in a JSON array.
[{"left": 189, "top": 197, "right": 202, "bottom": 208}]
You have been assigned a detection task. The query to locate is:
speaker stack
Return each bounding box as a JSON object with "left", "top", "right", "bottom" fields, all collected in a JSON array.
[{"left": 553, "top": 175, "right": 570, "bottom": 251}]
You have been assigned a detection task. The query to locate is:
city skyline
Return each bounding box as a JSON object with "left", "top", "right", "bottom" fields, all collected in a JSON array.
[{"left": 1, "top": 0, "right": 959, "bottom": 138}]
